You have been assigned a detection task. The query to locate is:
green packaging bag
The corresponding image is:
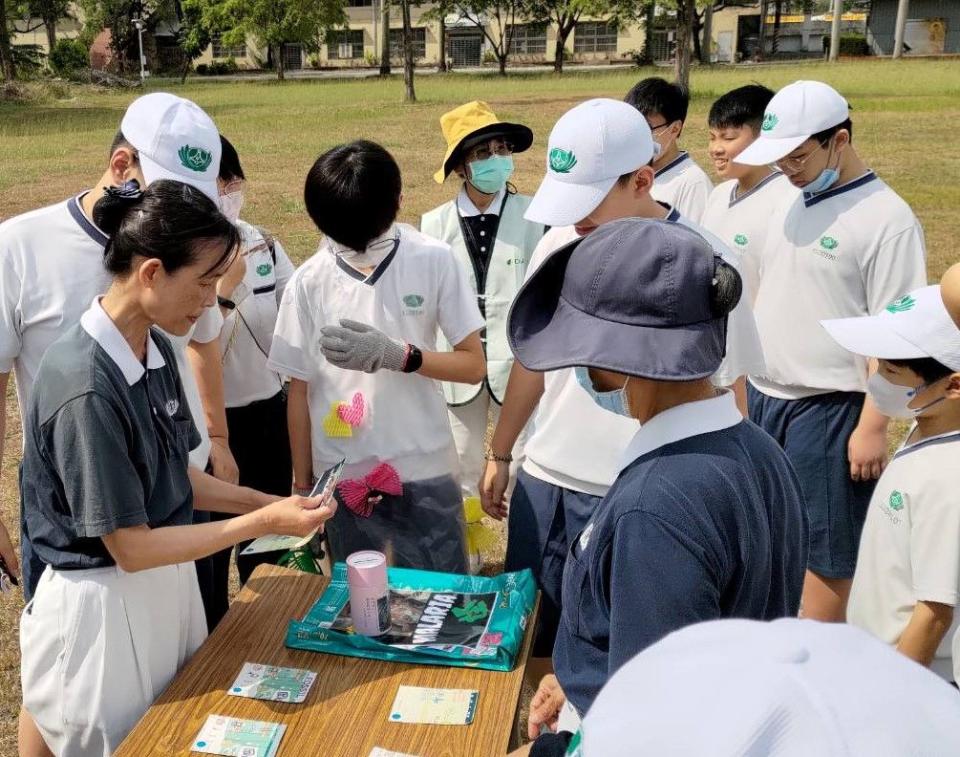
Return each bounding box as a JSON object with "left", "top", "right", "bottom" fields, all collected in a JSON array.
[{"left": 285, "top": 564, "right": 537, "bottom": 672}]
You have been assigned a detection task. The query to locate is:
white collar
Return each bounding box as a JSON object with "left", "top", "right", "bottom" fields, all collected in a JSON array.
[
  {"left": 618, "top": 390, "right": 743, "bottom": 472},
  {"left": 457, "top": 186, "right": 504, "bottom": 218},
  {"left": 80, "top": 298, "right": 166, "bottom": 386}
]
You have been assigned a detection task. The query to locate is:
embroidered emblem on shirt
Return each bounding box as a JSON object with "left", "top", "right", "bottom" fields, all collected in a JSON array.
[
  {"left": 761, "top": 113, "right": 778, "bottom": 132},
  {"left": 403, "top": 294, "right": 424, "bottom": 308},
  {"left": 820, "top": 236, "right": 839, "bottom": 251},
  {"left": 165, "top": 399, "right": 179, "bottom": 416},
  {"left": 177, "top": 145, "right": 213, "bottom": 173},
  {"left": 886, "top": 295, "right": 916, "bottom": 314},
  {"left": 889, "top": 490, "right": 905, "bottom": 511},
  {"left": 256, "top": 263, "right": 272, "bottom": 276},
  {"left": 549, "top": 148, "right": 578, "bottom": 174},
  {"left": 734, "top": 234, "right": 748, "bottom": 247}
]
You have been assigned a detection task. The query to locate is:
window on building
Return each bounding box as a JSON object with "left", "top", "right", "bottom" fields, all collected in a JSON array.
[
  {"left": 573, "top": 21, "right": 618, "bottom": 53},
  {"left": 327, "top": 29, "right": 365, "bottom": 59},
  {"left": 348, "top": 0, "right": 373, "bottom": 6},
  {"left": 389, "top": 28, "right": 427, "bottom": 59},
  {"left": 508, "top": 23, "right": 547, "bottom": 55},
  {"left": 211, "top": 33, "right": 246, "bottom": 59}
]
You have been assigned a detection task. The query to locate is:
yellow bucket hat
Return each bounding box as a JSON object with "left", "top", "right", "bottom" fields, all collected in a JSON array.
[{"left": 434, "top": 100, "right": 534, "bottom": 184}]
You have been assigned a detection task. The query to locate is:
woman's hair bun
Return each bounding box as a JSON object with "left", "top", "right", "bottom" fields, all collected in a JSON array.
[
  {"left": 710, "top": 257, "right": 743, "bottom": 318},
  {"left": 93, "top": 179, "right": 145, "bottom": 236}
]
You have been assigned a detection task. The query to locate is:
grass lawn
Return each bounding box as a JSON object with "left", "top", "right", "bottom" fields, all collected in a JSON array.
[{"left": 0, "top": 58, "right": 958, "bottom": 754}]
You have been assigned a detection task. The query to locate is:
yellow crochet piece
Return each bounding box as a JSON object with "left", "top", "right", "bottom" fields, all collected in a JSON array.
[
  {"left": 464, "top": 496, "right": 498, "bottom": 553},
  {"left": 322, "top": 401, "right": 353, "bottom": 438}
]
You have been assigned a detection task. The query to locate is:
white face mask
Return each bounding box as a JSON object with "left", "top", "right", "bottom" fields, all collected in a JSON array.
[
  {"left": 220, "top": 190, "right": 244, "bottom": 223},
  {"left": 867, "top": 372, "right": 944, "bottom": 420}
]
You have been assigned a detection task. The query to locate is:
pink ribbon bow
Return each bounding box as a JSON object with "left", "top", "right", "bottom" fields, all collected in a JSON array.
[{"left": 337, "top": 463, "right": 403, "bottom": 518}]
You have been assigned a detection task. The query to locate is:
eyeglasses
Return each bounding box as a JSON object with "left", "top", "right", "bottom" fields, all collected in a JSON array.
[
  {"left": 772, "top": 139, "right": 830, "bottom": 175},
  {"left": 647, "top": 120, "right": 676, "bottom": 136},
  {"left": 221, "top": 179, "right": 245, "bottom": 195},
  {"left": 466, "top": 139, "right": 515, "bottom": 163}
]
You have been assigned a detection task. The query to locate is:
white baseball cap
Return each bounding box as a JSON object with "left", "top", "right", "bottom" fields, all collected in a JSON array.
[
  {"left": 821, "top": 285, "right": 960, "bottom": 371},
  {"left": 524, "top": 98, "right": 658, "bottom": 227},
  {"left": 120, "top": 92, "right": 221, "bottom": 204},
  {"left": 570, "top": 618, "right": 960, "bottom": 757},
  {"left": 735, "top": 80, "right": 849, "bottom": 166}
]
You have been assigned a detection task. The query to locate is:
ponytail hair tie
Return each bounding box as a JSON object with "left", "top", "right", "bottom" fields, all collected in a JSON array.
[{"left": 103, "top": 179, "right": 145, "bottom": 203}]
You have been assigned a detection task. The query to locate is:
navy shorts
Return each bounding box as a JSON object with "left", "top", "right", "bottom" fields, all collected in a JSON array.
[
  {"left": 506, "top": 469, "right": 601, "bottom": 657},
  {"left": 748, "top": 386, "right": 875, "bottom": 579}
]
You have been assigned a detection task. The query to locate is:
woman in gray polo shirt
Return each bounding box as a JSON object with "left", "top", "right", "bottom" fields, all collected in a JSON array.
[{"left": 18, "top": 180, "right": 335, "bottom": 757}]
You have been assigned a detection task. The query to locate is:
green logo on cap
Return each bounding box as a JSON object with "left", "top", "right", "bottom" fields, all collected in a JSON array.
[
  {"left": 820, "top": 236, "right": 839, "bottom": 251},
  {"left": 889, "top": 490, "right": 905, "bottom": 511},
  {"left": 886, "top": 295, "right": 916, "bottom": 314},
  {"left": 734, "top": 233, "right": 748, "bottom": 246},
  {"left": 761, "top": 113, "right": 779, "bottom": 132},
  {"left": 256, "top": 263, "right": 272, "bottom": 277},
  {"left": 403, "top": 294, "right": 424, "bottom": 308},
  {"left": 178, "top": 144, "right": 213, "bottom": 173},
  {"left": 549, "top": 148, "right": 577, "bottom": 174}
]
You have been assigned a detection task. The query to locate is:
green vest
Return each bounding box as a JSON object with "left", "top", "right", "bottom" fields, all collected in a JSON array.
[{"left": 421, "top": 192, "right": 544, "bottom": 405}]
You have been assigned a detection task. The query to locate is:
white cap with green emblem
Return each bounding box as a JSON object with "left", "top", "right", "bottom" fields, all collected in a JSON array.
[{"left": 120, "top": 92, "right": 221, "bottom": 204}]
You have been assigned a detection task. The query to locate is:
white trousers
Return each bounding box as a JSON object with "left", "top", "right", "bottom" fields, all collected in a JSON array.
[
  {"left": 448, "top": 390, "right": 527, "bottom": 500},
  {"left": 21, "top": 562, "right": 207, "bottom": 757}
]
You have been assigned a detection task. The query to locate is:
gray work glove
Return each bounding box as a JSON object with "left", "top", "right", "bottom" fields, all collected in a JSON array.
[{"left": 320, "top": 319, "right": 408, "bottom": 373}]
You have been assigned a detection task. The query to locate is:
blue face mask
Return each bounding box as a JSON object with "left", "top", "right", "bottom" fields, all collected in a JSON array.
[
  {"left": 802, "top": 167, "right": 840, "bottom": 196},
  {"left": 468, "top": 155, "right": 514, "bottom": 195},
  {"left": 574, "top": 366, "right": 632, "bottom": 417}
]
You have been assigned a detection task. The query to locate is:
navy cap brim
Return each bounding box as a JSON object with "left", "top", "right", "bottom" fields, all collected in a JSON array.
[{"left": 507, "top": 236, "right": 727, "bottom": 380}]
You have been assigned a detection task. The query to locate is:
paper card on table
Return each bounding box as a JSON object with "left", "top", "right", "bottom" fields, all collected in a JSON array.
[
  {"left": 191, "top": 714, "right": 286, "bottom": 757},
  {"left": 228, "top": 662, "right": 317, "bottom": 703},
  {"left": 241, "top": 459, "right": 345, "bottom": 555},
  {"left": 369, "top": 749, "right": 421, "bottom": 757},
  {"left": 388, "top": 686, "right": 478, "bottom": 726}
]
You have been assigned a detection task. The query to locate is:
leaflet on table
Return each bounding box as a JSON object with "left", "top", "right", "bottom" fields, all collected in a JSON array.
[
  {"left": 228, "top": 662, "right": 316, "bottom": 703},
  {"left": 241, "top": 459, "right": 345, "bottom": 555},
  {"left": 285, "top": 564, "right": 537, "bottom": 672},
  {"left": 389, "top": 685, "right": 479, "bottom": 725},
  {"left": 191, "top": 715, "right": 286, "bottom": 757}
]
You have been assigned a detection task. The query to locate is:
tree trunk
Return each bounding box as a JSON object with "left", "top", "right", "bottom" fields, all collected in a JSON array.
[
  {"left": 553, "top": 26, "right": 566, "bottom": 73},
  {"left": 379, "top": 0, "right": 391, "bottom": 75},
  {"left": 674, "top": 0, "right": 693, "bottom": 91},
  {"left": 828, "top": 0, "right": 842, "bottom": 60},
  {"left": 0, "top": 0, "right": 15, "bottom": 81},
  {"left": 692, "top": 9, "right": 702, "bottom": 63},
  {"left": 437, "top": 17, "right": 447, "bottom": 72},
  {"left": 772, "top": 0, "right": 782, "bottom": 55},
  {"left": 180, "top": 54, "right": 191, "bottom": 83},
  {"left": 643, "top": 1, "right": 655, "bottom": 64},
  {"left": 892, "top": 0, "right": 909, "bottom": 58},
  {"left": 756, "top": 0, "right": 768, "bottom": 61},
  {"left": 276, "top": 44, "right": 285, "bottom": 80},
  {"left": 702, "top": 3, "right": 713, "bottom": 63},
  {"left": 45, "top": 18, "right": 57, "bottom": 55},
  {"left": 401, "top": 0, "right": 415, "bottom": 101},
  {"left": 498, "top": 52, "right": 506, "bottom": 75}
]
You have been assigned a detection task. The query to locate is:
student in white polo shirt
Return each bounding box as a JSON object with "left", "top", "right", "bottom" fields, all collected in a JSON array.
[
  {"left": 480, "top": 99, "right": 764, "bottom": 673},
  {"left": 0, "top": 93, "right": 233, "bottom": 756},
  {"left": 210, "top": 135, "right": 298, "bottom": 585},
  {"left": 624, "top": 77, "right": 713, "bottom": 223},
  {"left": 701, "top": 85, "right": 796, "bottom": 301},
  {"left": 269, "top": 141, "right": 485, "bottom": 573},
  {"left": 421, "top": 101, "right": 543, "bottom": 507},
  {"left": 819, "top": 285, "right": 960, "bottom": 682},
  {"left": 735, "top": 80, "right": 927, "bottom": 622}
]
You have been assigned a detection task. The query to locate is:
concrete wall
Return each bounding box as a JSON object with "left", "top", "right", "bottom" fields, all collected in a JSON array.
[{"left": 867, "top": 0, "right": 958, "bottom": 55}]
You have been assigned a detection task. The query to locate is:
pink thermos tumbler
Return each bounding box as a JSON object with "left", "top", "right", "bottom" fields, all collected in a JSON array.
[{"left": 346, "top": 550, "right": 390, "bottom": 636}]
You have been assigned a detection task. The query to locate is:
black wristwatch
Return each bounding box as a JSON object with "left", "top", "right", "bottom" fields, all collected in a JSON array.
[
  {"left": 217, "top": 295, "right": 237, "bottom": 310},
  {"left": 403, "top": 345, "right": 424, "bottom": 373}
]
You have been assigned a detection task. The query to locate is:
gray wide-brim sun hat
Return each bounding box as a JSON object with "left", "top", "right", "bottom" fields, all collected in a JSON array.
[{"left": 507, "top": 218, "right": 734, "bottom": 381}]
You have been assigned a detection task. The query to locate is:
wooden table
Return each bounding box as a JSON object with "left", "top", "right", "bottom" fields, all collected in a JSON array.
[{"left": 117, "top": 564, "right": 536, "bottom": 757}]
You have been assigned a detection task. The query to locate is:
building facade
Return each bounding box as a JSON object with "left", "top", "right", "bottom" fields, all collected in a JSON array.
[{"left": 866, "top": 0, "right": 957, "bottom": 55}]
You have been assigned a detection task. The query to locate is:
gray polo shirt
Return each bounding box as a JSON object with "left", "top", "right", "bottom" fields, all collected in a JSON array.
[{"left": 21, "top": 299, "right": 200, "bottom": 571}]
